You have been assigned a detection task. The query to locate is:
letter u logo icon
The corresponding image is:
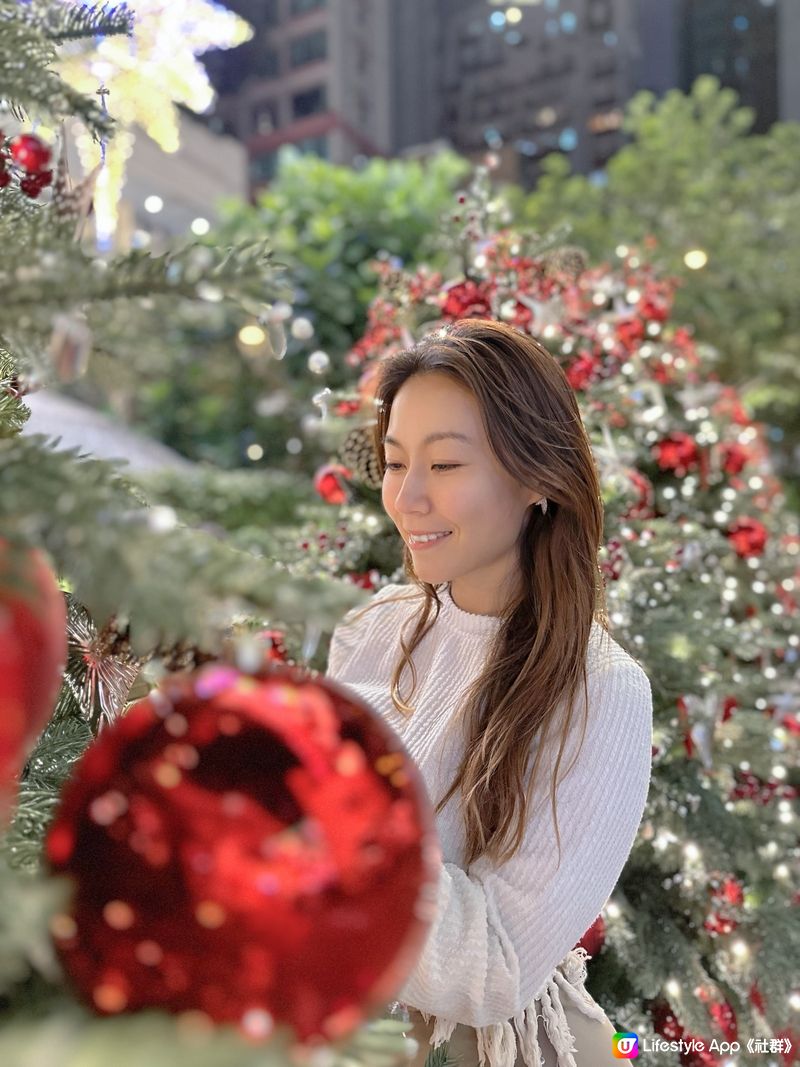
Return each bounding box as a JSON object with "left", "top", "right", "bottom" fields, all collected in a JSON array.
[{"left": 613, "top": 1032, "right": 639, "bottom": 1058}]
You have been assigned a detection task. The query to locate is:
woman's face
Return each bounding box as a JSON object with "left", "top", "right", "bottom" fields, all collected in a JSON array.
[{"left": 381, "top": 372, "right": 541, "bottom": 617}]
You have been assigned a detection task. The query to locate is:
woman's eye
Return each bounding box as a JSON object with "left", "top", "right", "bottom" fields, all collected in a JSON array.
[{"left": 384, "top": 463, "right": 460, "bottom": 472}]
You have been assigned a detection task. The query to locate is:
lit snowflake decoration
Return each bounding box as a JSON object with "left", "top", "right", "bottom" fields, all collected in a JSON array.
[{"left": 55, "top": 0, "right": 253, "bottom": 242}]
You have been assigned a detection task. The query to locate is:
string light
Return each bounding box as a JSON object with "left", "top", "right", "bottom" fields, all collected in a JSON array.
[
  {"left": 684, "top": 249, "right": 708, "bottom": 269},
  {"left": 731, "top": 940, "right": 750, "bottom": 960},
  {"left": 238, "top": 324, "right": 266, "bottom": 347}
]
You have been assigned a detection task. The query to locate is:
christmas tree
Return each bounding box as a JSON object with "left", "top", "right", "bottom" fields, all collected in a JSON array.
[
  {"left": 1, "top": 4, "right": 426, "bottom": 1065},
  {"left": 309, "top": 166, "right": 799, "bottom": 1067}
]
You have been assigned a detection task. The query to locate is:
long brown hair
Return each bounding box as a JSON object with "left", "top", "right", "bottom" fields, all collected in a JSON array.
[{"left": 344, "top": 319, "right": 609, "bottom": 868}]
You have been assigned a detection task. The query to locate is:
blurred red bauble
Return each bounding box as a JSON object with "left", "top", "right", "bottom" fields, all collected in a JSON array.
[
  {"left": 726, "top": 516, "right": 768, "bottom": 559},
  {"left": 576, "top": 914, "right": 605, "bottom": 957},
  {"left": 313, "top": 463, "right": 352, "bottom": 505},
  {"left": 255, "top": 629, "right": 288, "bottom": 663},
  {"left": 653, "top": 432, "right": 700, "bottom": 474},
  {"left": 19, "top": 168, "right": 53, "bottom": 199},
  {"left": 652, "top": 999, "right": 684, "bottom": 1040},
  {"left": 46, "top": 660, "right": 439, "bottom": 1046},
  {"left": 776, "top": 1025, "right": 799, "bottom": 1067},
  {"left": 566, "top": 351, "right": 599, "bottom": 391},
  {"left": 440, "top": 280, "right": 493, "bottom": 320},
  {"left": 718, "top": 441, "right": 749, "bottom": 475},
  {"left": 702, "top": 911, "right": 737, "bottom": 936},
  {"left": 0, "top": 541, "right": 67, "bottom": 823},
  {"left": 620, "top": 468, "right": 656, "bottom": 521},
  {"left": 708, "top": 999, "right": 737, "bottom": 1042},
  {"left": 616, "top": 317, "right": 646, "bottom": 351},
  {"left": 9, "top": 132, "right": 51, "bottom": 173}
]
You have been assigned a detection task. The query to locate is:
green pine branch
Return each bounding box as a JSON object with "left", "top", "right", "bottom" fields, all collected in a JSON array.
[
  {"left": 0, "top": 347, "right": 29, "bottom": 438},
  {"left": 1, "top": 240, "right": 288, "bottom": 325},
  {"left": 35, "top": 0, "right": 135, "bottom": 43},
  {"left": 0, "top": 434, "right": 369, "bottom": 656},
  {"left": 0, "top": 2, "right": 125, "bottom": 138}
]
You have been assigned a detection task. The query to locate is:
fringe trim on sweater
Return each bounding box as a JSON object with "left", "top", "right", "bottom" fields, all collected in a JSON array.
[{"left": 409, "top": 946, "right": 608, "bottom": 1067}]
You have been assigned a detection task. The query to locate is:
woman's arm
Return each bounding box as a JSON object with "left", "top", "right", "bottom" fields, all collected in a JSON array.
[{"left": 396, "top": 658, "right": 653, "bottom": 1028}]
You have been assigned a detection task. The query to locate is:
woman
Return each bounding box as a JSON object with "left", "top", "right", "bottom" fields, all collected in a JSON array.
[{"left": 325, "top": 319, "right": 653, "bottom": 1067}]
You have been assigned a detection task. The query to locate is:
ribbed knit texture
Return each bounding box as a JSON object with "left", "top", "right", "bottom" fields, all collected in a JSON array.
[{"left": 326, "top": 582, "right": 653, "bottom": 1067}]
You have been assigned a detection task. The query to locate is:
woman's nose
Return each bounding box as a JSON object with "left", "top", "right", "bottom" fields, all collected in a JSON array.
[{"left": 394, "top": 471, "right": 430, "bottom": 508}]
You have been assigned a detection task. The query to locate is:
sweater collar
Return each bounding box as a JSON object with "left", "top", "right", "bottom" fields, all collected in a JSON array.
[{"left": 438, "top": 582, "right": 504, "bottom": 637}]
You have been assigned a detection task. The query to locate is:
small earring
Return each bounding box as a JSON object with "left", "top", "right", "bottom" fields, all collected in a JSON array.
[{"left": 538, "top": 497, "right": 548, "bottom": 515}]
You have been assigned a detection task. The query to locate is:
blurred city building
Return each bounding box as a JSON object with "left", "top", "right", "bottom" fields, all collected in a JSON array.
[
  {"left": 202, "top": 0, "right": 392, "bottom": 193},
  {"left": 428, "top": 0, "right": 638, "bottom": 186},
  {"left": 202, "top": 0, "right": 796, "bottom": 193},
  {"left": 65, "top": 109, "right": 248, "bottom": 252},
  {"left": 678, "top": 0, "right": 780, "bottom": 133}
]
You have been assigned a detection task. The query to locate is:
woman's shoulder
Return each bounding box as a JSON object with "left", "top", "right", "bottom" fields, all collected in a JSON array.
[{"left": 587, "top": 620, "right": 652, "bottom": 699}]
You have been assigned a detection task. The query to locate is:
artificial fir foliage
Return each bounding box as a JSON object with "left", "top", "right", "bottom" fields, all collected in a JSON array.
[{"left": 1, "top": 6, "right": 412, "bottom": 1067}]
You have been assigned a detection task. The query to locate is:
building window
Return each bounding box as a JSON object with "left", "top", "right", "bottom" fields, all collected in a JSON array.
[
  {"left": 292, "top": 85, "right": 327, "bottom": 119},
  {"left": 356, "top": 88, "right": 370, "bottom": 126},
  {"left": 261, "top": 0, "right": 280, "bottom": 26},
  {"left": 588, "top": 0, "right": 611, "bottom": 29},
  {"left": 290, "top": 28, "right": 327, "bottom": 67},
  {"left": 294, "top": 133, "right": 329, "bottom": 158},
  {"left": 250, "top": 151, "right": 280, "bottom": 183},
  {"left": 253, "top": 100, "right": 279, "bottom": 135},
  {"left": 290, "top": 0, "right": 327, "bottom": 14},
  {"left": 260, "top": 45, "right": 280, "bottom": 78}
]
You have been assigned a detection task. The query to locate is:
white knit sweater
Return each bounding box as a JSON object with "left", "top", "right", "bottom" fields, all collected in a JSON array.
[{"left": 325, "top": 581, "right": 653, "bottom": 1067}]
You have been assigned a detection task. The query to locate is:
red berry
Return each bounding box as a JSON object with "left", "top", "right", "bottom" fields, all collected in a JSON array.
[
  {"left": 0, "top": 171, "right": 10, "bottom": 189},
  {"left": 10, "top": 133, "right": 51, "bottom": 174},
  {"left": 19, "top": 175, "right": 45, "bottom": 198}
]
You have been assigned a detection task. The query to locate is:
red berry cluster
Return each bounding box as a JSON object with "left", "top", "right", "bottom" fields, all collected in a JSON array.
[
  {"left": 729, "top": 768, "right": 797, "bottom": 805},
  {"left": 0, "top": 132, "right": 53, "bottom": 199}
]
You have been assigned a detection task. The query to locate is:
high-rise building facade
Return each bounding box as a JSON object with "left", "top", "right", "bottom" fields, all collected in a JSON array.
[
  {"left": 203, "top": 0, "right": 392, "bottom": 194},
  {"left": 203, "top": 0, "right": 795, "bottom": 195},
  {"left": 429, "top": 0, "right": 639, "bottom": 185},
  {"left": 778, "top": 0, "right": 800, "bottom": 121},
  {"left": 678, "top": 0, "right": 779, "bottom": 132}
]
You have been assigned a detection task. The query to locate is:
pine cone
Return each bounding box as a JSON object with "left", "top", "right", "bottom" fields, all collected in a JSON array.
[
  {"left": 339, "top": 422, "right": 383, "bottom": 490},
  {"left": 542, "top": 245, "right": 589, "bottom": 279}
]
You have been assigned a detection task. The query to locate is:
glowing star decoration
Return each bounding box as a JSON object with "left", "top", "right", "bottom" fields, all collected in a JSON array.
[{"left": 55, "top": 1, "right": 252, "bottom": 246}]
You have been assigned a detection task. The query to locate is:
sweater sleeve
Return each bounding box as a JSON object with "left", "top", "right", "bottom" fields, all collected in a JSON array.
[
  {"left": 396, "top": 657, "right": 653, "bottom": 1028},
  {"left": 325, "top": 583, "right": 406, "bottom": 682}
]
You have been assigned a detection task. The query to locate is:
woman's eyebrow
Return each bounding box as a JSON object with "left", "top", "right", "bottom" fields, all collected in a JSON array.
[{"left": 382, "top": 431, "right": 474, "bottom": 448}]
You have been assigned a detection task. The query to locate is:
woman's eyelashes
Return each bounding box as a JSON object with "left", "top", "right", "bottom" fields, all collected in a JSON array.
[{"left": 383, "top": 463, "right": 461, "bottom": 472}]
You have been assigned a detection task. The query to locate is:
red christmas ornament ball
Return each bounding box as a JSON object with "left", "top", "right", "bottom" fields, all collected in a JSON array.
[
  {"left": 726, "top": 516, "right": 768, "bottom": 559},
  {"left": 313, "top": 463, "right": 352, "bottom": 505},
  {"left": 0, "top": 541, "right": 67, "bottom": 823},
  {"left": 45, "top": 660, "right": 439, "bottom": 1046},
  {"left": 652, "top": 999, "right": 684, "bottom": 1041},
  {"left": 576, "top": 914, "right": 605, "bottom": 957},
  {"left": 440, "top": 280, "right": 494, "bottom": 320},
  {"left": 653, "top": 432, "right": 700, "bottom": 474},
  {"left": 10, "top": 133, "right": 51, "bottom": 173}
]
